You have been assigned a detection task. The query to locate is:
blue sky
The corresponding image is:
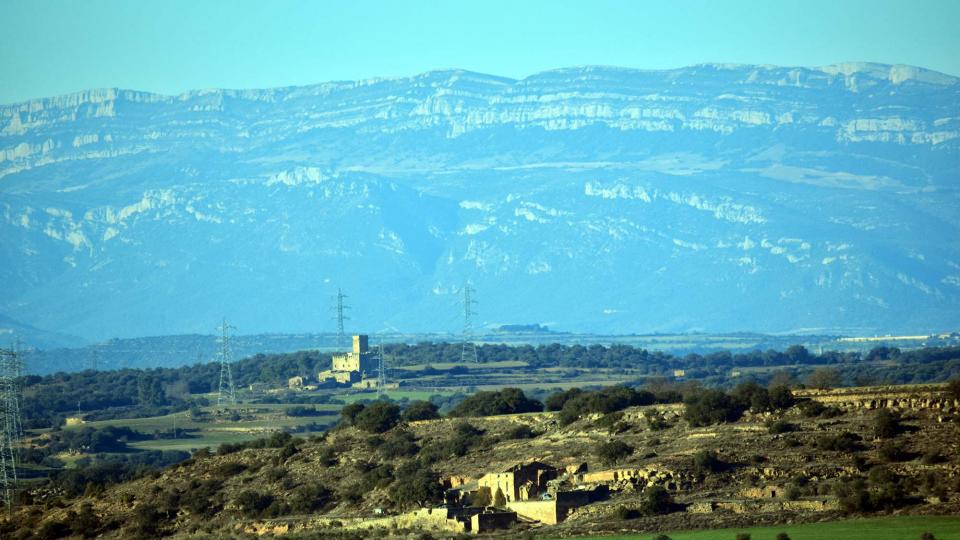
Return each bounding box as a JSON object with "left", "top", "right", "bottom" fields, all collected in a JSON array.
[{"left": 1, "top": 0, "right": 958, "bottom": 104}]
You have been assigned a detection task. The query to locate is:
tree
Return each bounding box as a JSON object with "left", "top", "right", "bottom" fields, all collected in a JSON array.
[
  {"left": 768, "top": 385, "right": 796, "bottom": 410},
  {"left": 355, "top": 402, "right": 401, "bottom": 433},
  {"left": 545, "top": 388, "right": 583, "bottom": 411},
  {"left": 639, "top": 486, "right": 674, "bottom": 515},
  {"left": 402, "top": 400, "right": 440, "bottom": 422},
  {"left": 683, "top": 389, "right": 744, "bottom": 426},
  {"left": 389, "top": 461, "right": 445, "bottom": 508},
  {"left": 340, "top": 403, "right": 365, "bottom": 425},
  {"left": 595, "top": 440, "right": 632, "bottom": 465},
  {"left": 806, "top": 367, "right": 841, "bottom": 390},
  {"left": 873, "top": 409, "right": 902, "bottom": 439},
  {"left": 448, "top": 388, "right": 543, "bottom": 417}
]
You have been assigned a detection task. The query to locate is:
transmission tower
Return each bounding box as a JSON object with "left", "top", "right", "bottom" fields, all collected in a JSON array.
[
  {"left": 332, "top": 288, "right": 350, "bottom": 349},
  {"left": 88, "top": 347, "right": 98, "bottom": 371},
  {"left": 376, "top": 343, "right": 387, "bottom": 398},
  {"left": 0, "top": 346, "right": 23, "bottom": 514},
  {"left": 216, "top": 319, "right": 237, "bottom": 407},
  {"left": 461, "top": 282, "right": 479, "bottom": 364}
]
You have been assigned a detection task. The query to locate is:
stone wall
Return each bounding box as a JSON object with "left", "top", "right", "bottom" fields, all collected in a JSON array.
[{"left": 795, "top": 385, "right": 957, "bottom": 412}]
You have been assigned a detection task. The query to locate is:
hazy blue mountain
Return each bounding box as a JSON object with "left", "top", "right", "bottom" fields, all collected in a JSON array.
[{"left": 1, "top": 63, "right": 958, "bottom": 342}]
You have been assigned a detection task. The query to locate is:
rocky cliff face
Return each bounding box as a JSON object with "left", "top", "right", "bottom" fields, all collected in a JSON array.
[{"left": 1, "top": 63, "right": 958, "bottom": 341}]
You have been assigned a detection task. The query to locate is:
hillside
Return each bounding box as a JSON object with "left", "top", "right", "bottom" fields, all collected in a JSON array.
[
  {"left": 7, "top": 384, "right": 959, "bottom": 538},
  {"left": 2, "top": 63, "right": 960, "bottom": 341}
]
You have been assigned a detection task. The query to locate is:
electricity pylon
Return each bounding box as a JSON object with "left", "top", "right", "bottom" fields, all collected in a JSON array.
[
  {"left": 332, "top": 288, "right": 350, "bottom": 349},
  {"left": 460, "top": 282, "right": 478, "bottom": 364},
  {"left": 376, "top": 343, "right": 387, "bottom": 399},
  {"left": 0, "top": 346, "right": 23, "bottom": 514},
  {"left": 216, "top": 319, "right": 237, "bottom": 407}
]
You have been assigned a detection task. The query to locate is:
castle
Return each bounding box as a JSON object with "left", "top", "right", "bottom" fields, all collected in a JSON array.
[{"left": 318, "top": 334, "right": 378, "bottom": 385}]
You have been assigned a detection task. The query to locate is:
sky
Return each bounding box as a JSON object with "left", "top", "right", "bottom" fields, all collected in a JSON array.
[{"left": 1, "top": 0, "right": 959, "bottom": 104}]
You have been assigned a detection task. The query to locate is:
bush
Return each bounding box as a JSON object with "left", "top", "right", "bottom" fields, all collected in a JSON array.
[
  {"left": 380, "top": 430, "right": 420, "bottom": 458},
  {"left": 389, "top": 461, "right": 445, "bottom": 508},
  {"left": 874, "top": 409, "right": 903, "bottom": 439},
  {"left": 290, "top": 483, "right": 334, "bottom": 513},
  {"left": 595, "top": 440, "right": 633, "bottom": 465},
  {"left": 684, "top": 389, "right": 743, "bottom": 426},
  {"left": 878, "top": 442, "right": 910, "bottom": 462},
  {"left": 735, "top": 534, "right": 751, "bottom": 540},
  {"left": 639, "top": 486, "right": 674, "bottom": 515},
  {"left": 806, "top": 367, "right": 841, "bottom": 390},
  {"left": 340, "top": 402, "right": 366, "bottom": 425},
  {"left": 768, "top": 385, "right": 796, "bottom": 410},
  {"left": 355, "top": 402, "right": 401, "bottom": 433},
  {"left": 653, "top": 536, "right": 672, "bottom": 540},
  {"left": 402, "top": 400, "right": 440, "bottom": 422},
  {"left": 448, "top": 388, "right": 543, "bottom": 417},
  {"left": 776, "top": 534, "right": 791, "bottom": 540},
  {"left": 767, "top": 420, "right": 797, "bottom": 434},
  {"left": 692, "top": 450, "right": 727, "bottom": 475},
  {"left": 558, "top": 386, "right": 655, "bottom": 425},
  {"left": 235, "top": 490, "right": 275, "bottom": 518},
  {"left": 920, "top": 533, "right": 935, "bottom": 540},
  {"left": 545, "top": 388, "right": 583, "bottom": 411},
  {"left": 815, "top": 432, "right": 862, "bottom": 452},
  {"left": 614, "top": 506, "right": 639, "bottom": 519},
  {"left": 503, "top": 425, "right": 537, "bottom": 440}
]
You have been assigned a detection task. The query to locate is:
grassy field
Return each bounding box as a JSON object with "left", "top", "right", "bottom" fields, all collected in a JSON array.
[
  {"left": 61, "top": 403, "right": 338, "bottom": 452},
  {"left": 337, "top": 389, "right": 457, "bottom": 403},
  {"left": 584, "top": 516, "right": 960, "bottom": 540}
]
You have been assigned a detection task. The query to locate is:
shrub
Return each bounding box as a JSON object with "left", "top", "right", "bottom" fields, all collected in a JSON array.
[
  {"left": 692, "top": 450, "right": 727, "bottom": 475},
  {"left": 503, "top": 425, "right": 537, "bottom": 440},
  {"left": 614, "top": 506, "right": 640, "bottom": 519},
  {"left": 921, "top": 451, "right": 944, "bottom": 465},
  {"left": 878, "top": 442, "right": 910, "bottom": 463},
  {"left": 735, "top": 534, "right": 751, "bottom": 540},
  {"left": 767, "top": 420, "right": 797, "bottom": 434},
  {"left": 874, "top": 409, "right": 903, "bottom": 439},
  {"left": 806, "top": 367, "right": 841, "bottom": 390},
  {"left": 731, "top": 381, "right": 772, "bottom": 412},
  {"left": 545, "top": 388, "right": 583, "bottom": 411},
  {"left": 340, "top": 402, "right": 366, "bottom": 425},
  {"left": 653, "top": 536, "right": 672, "bottom": 540},
  {"left": 448, "top": 388, "right": 543, "bottom": 417},
  {"left": 235, "top": 490, "right": 275, "bottom": 518},
  {"left": 768, "top": 385, "right": 796, "bottom": 410},
  {"left": 776, "top": 534, "right": 791, "bottom": 540},
  {"left": 213, "top": 461, "right": 248, "bottom": 479},
  {"left": 683, "top": 389, "right": 743, "bottom": 426},
  {"left": 389, "top": 461, "right": 445, "bottom": 508},
  {"left": 815, "top": 432, "right": 862, "bottom": 452},
  {"left": 920, "top": 533, "right": 935, "bottom": 540},
  {"left": 595, "top": 440, "right": 633, "bottom": 465},
  {"left": 402, "top": 400, "right": 440, "bottom": 422},
  {"left": 380, "top": 430, "right": 420, "bottom": 458},
  {"left": 559, "top": 386, "right": 655, "bottom": 425},
  {"left": 639, "top": 486, "right": 674, "bottom": 515},
  {"left": 290, "top": 483, "right": 334, "bottom": 513},
  {"left": 355, "top": 402, "right": 401, "bottom": 433}
]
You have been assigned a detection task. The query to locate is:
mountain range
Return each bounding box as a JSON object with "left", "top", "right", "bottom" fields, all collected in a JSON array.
[{"left": 1, "top": 62, "right": 959, "bottom": 344}]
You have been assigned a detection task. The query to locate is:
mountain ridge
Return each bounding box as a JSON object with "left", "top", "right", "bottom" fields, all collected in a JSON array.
[{"left": 1, "top": 63, "right": 958, "bottom": 342}]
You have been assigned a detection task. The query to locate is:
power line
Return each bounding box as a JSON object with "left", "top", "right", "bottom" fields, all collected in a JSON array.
[
  {"left": 216, "top": 318, "right": 237, "bottom": 407},
  {"left": 461, "top": 282, "right": 479, "bottom": 364}
]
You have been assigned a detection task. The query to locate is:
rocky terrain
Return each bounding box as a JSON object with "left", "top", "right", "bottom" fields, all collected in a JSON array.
[
  {"left": 6, "top": 384, "right": 959, "bottom": 538},
  {"left": 1, "top": 63, "right": 959, "bottom": 341}
]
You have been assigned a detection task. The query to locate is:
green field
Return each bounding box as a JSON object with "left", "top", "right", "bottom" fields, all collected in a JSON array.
[
  {"left": 60, "top": 403, "right": 339, "bottom": 452},
  {"left": 584, "top": 516, "right": 960, "bottom": 540},
  {"left": 337, "top": 389, "right": 457, "bottom": 403}
]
